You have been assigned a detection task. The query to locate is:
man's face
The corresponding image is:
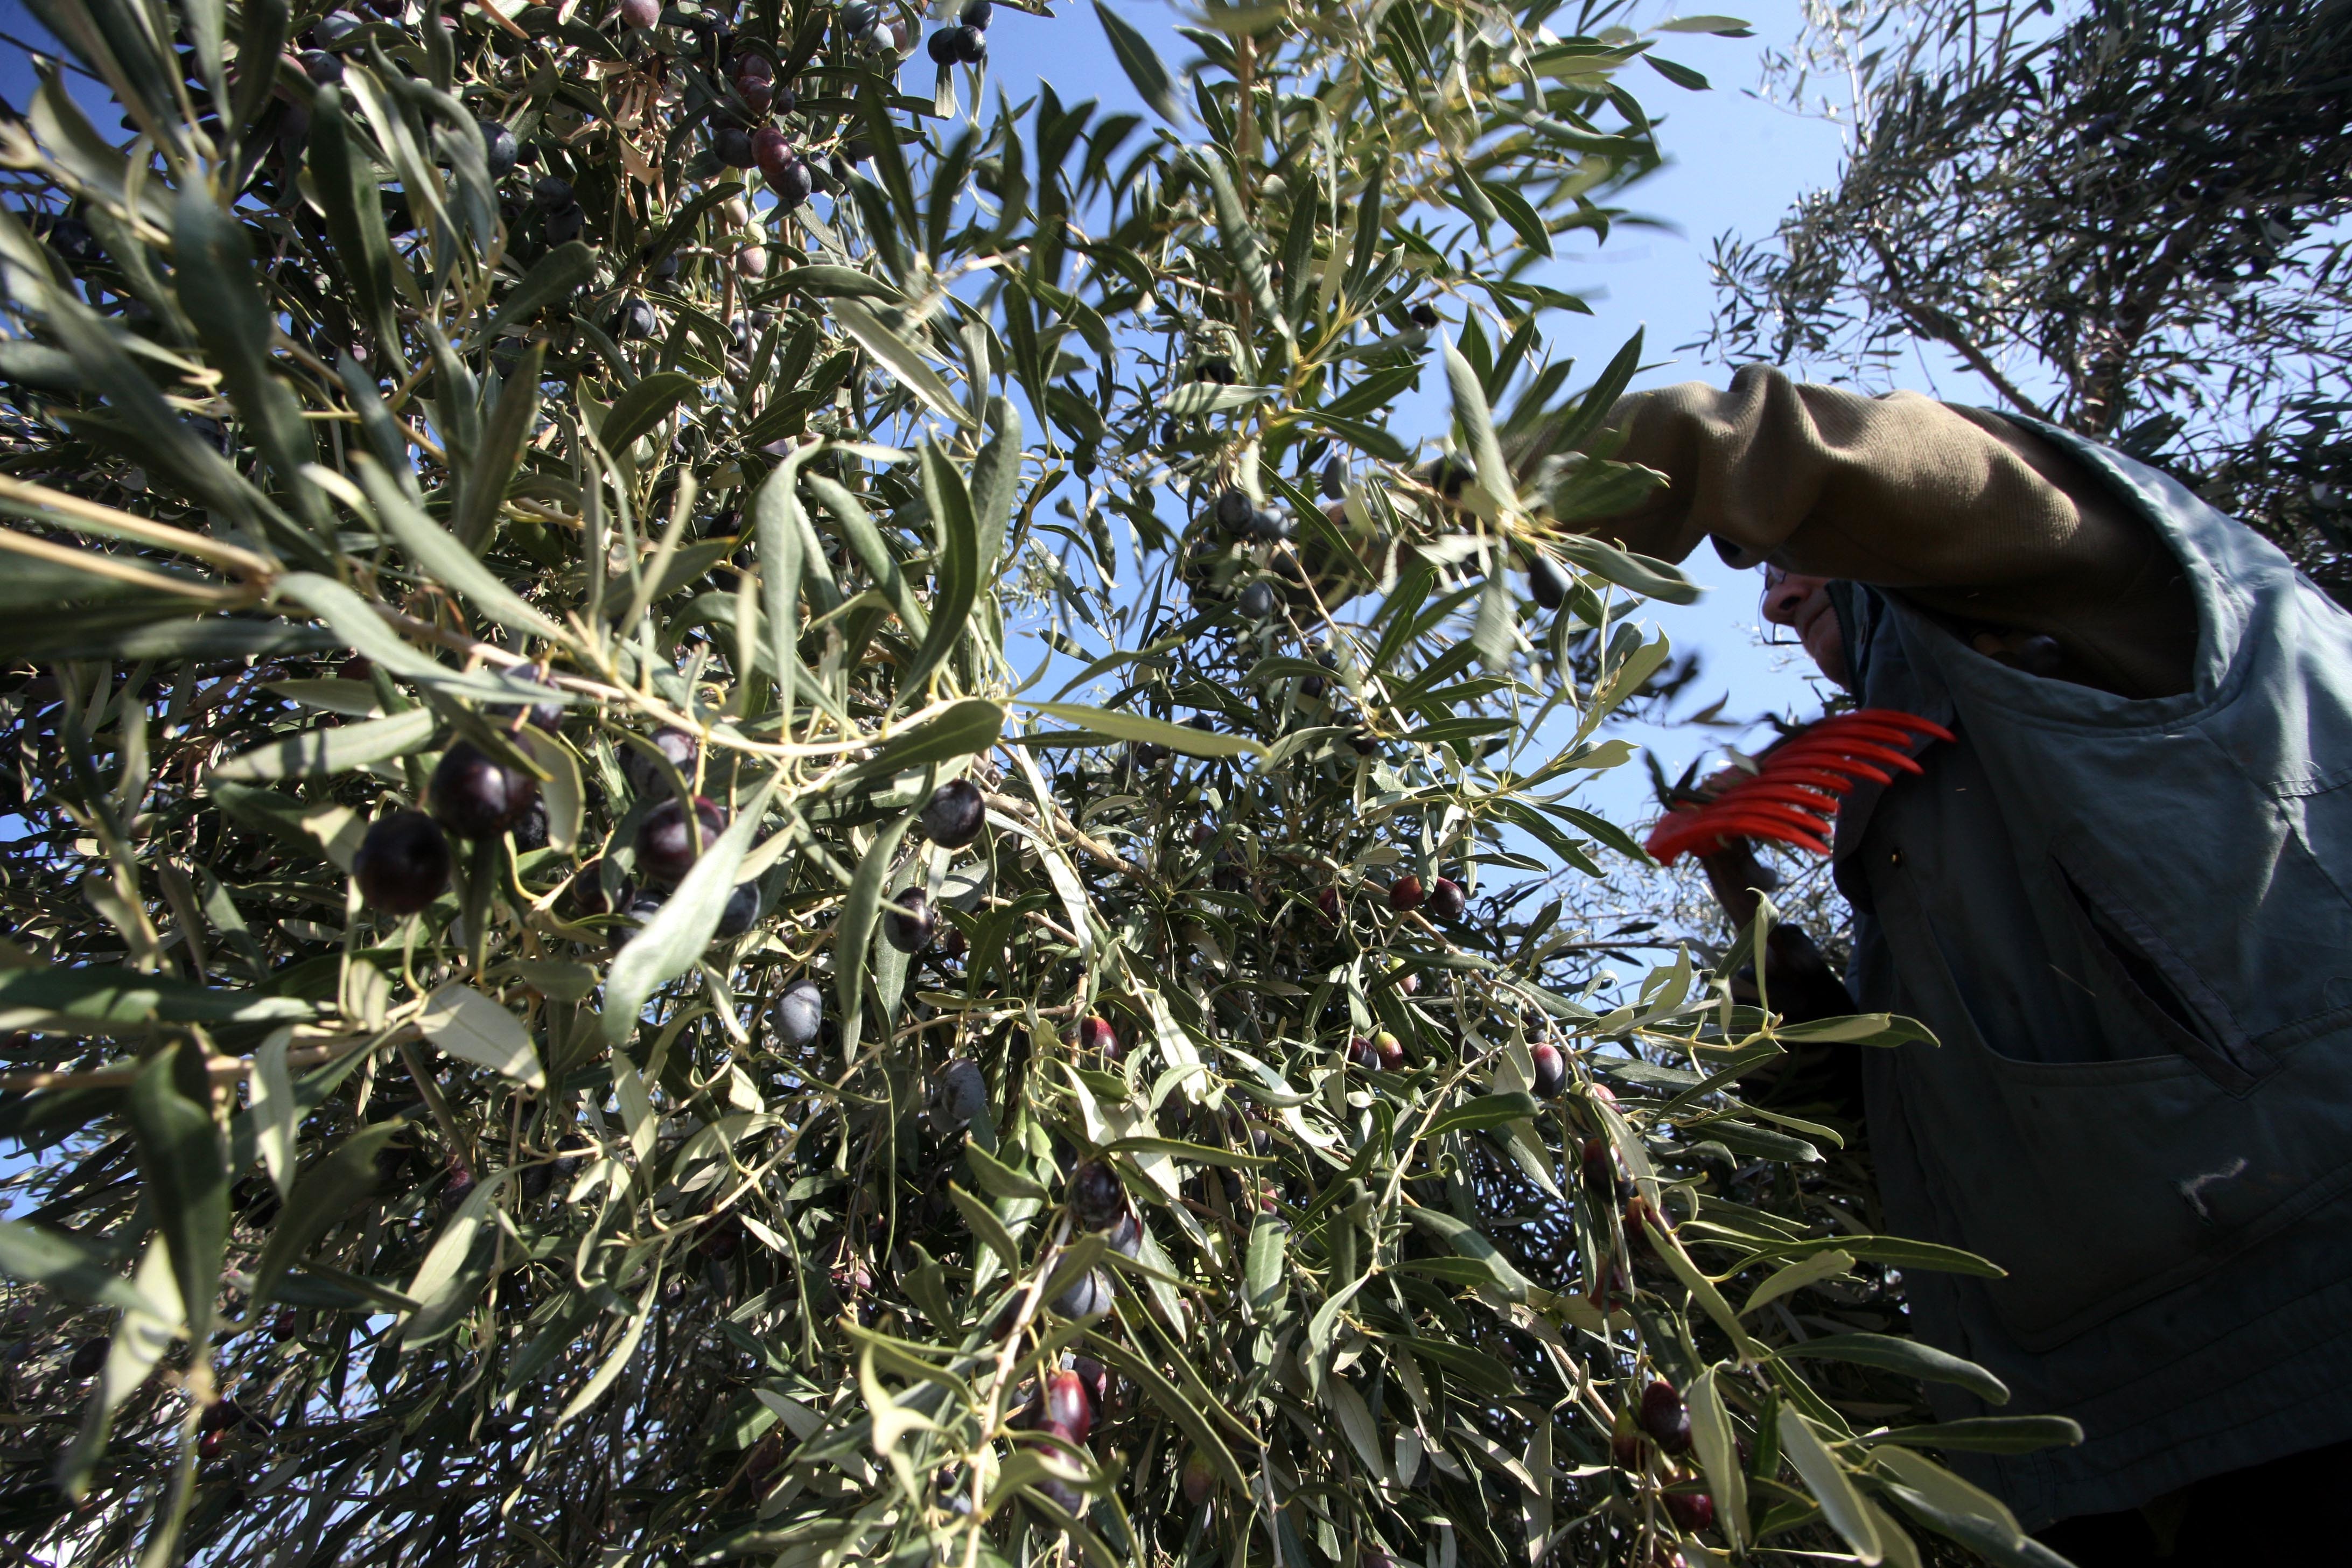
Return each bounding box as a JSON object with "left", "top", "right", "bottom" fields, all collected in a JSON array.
[{"left": 1761, "top": 568, "right": 1851, "bottom": 689}]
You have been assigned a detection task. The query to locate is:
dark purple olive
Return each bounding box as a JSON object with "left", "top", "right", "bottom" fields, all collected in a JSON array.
[
  {"left": 314, "top": 9, "right": 364, "bottom": 48},
  {"left": 1409, "top": 303, "right": 1440, "bottom": 328},
  {"left": 881, "top": 887, "right": 934, "bottom": 953},
  {"left": 1321, "top": 458, "right": 1346, "bottom": 500},
  {"left": 713, "top": 124, "right": 754, "bottom": 167},
  {"left": 944, "top": 22, "right": 985, "bottom": 61},
  {"left": 1069, "top": 1159, "right": 1125, "bottom": 1231},
  {"left": 713, "top": 881, "right": 760, "bottom": 939},
  {"left": 619, "top": 0, "right": 660, "bottom": 29},
  {"left": 926, "top": 27, "right": 956, "bottom": 62},
  {"left": 962, "top": 0, "right": 992, "bottom": 26},
  {"left": 299, "top": 47, "right": 344, "bottom": 82},
  {"left": 544, "top": 205, "right": 584, "bottom": 243},
  {"left": 921, "top": 779, "right": 986, "bottom": 848},
  {"left": 1073, "top": 1015, "right": 1118, "bottom": 1058},
  {"left": 1425, "top": 876, "right": 1465, "bottom": 921},
  {"left": 1251, "top": 508, "right": 1296, "bottom": 543},
  {"left": 1347, "top": 727, "right": 1380, "bottom": 757},
  {"left": 510, "top": 797, "right": 549, "bottom": 852},
  {"left": 736, "top": 75, "right": 774, "bottom": 114},
  {"left": 768, "top": 156, "right": 814, "bottom": 211},
  {"left": 1105, "top": 1210, "right": 1143, "bottom": 1259},
  {"left": 638, "top": 795, "right": 726, "bottom": 885},
  {"left": 774, "top": 979, "right": 823, "bottom": 1046},
  {"left": 532, "top": 174, "right": 575, "bottom": 211},
  {"left": 1049, "top": 1267, "right": 1111, "bottom": 1319},
  {"left": 1195, "top": 356, "right": 1235, "bottom": 385},
  {"left": 429, "top": 743, "right": 540, "bottom": 841},
  {"left": 1346, "top": 1034, "right": 1378, "bottom": 1069},
  {"left": 1640, "top": 1378, "right": 1692, "bottom": 1454},
  {"left": 480, "top": 120, "right": 518, "bottom": 176},
  {"left": 1389, "top": 874, "right": 1425, "bottom": 912},
  {"left": 928, "top": 1056, "right": 988, "bottom": 1130},
  {"left": 614, "top": 296, "right": 659, "bottom": 339},
  {"left": 1426, "top": 456, "right": 1472, "bottom": 499},
  {"left": 1237, "top": 582, "right": 1277, "bottom": 619},
  {"left": 1214, "top": 488, "right": 1253, "bottom": 533},
  {"left": 571, "top": 857, "right": 631, "bottom": 917},
  {"left": 624, "top": 727, "right": 699, "bottom": 796},
  {"left": 1131, "top": 741, "right": 1170, "bottom": 769},
  {"left": 440, "top": 1160, "right": 477, "bottom": 1217},
  {"left": 354, "top": 809, "right": 452, "bottom": 914},
  {"left": 67, "top": 1338, "right": 107, "bottom": 1378},
  {"left": 1527, "top": 554, "right": 1570, "bottom": 611}
]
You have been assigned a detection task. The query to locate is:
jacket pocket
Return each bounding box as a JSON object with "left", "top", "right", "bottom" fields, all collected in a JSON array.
[
  {"left": 2051, "top": 858, "right": 2277, "bottom": 1094},
  {"left": 1874, "top": 866, "right": 2351, "bottom": 1348}
]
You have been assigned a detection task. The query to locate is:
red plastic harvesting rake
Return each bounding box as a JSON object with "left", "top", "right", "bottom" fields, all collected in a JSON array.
[{"left": 1644, "top": 709, "right": 1957, "bottom": 864}]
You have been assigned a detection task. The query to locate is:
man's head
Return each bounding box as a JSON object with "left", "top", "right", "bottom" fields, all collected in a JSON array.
[{"left": 1761, "top": 566, "right": 1850, "bottom": 689}]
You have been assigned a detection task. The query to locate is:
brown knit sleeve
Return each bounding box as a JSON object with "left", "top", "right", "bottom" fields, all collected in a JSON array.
[{"left": 1580, "top": 365, "right": 2197, "bottom": 698}]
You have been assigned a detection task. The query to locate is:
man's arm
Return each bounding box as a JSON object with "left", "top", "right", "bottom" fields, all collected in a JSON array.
[{"left": 1586, "top": 366, "right": 2197, "bottom": 698}]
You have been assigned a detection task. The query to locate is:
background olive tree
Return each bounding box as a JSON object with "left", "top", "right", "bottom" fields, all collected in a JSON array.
[
  {"left": 1707, "top": 0, "right": 2352, "bottom": 601},
  {"left": 0, "top": 1, "right": 2077, "bottom": 1565}
]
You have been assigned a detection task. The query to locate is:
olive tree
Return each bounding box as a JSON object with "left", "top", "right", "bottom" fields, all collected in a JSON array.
[
  {"left": 1707, "top": 0, "right": 2352, "bottom": 599},
  {"left": 0, "top": 1, "right": 2071, "bottom": 1565}
]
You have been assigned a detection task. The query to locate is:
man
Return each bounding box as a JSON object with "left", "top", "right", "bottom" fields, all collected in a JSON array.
[{"left": 1585, "top": 366, "right": 2352, "bottom": 1562}]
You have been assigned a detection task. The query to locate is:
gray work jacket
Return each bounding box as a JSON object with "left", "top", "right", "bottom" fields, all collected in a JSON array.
[{"left": 1826, "top": 422, "right": 2352, "bottom": 1527}]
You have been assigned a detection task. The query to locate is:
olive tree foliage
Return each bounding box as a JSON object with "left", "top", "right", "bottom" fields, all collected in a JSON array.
[
  {"left": 0, "top": 1, "right": 2071, "bottom": 1565},
  {"left": 1706, "top": 0, "right": 2352, "bottom": 600}
]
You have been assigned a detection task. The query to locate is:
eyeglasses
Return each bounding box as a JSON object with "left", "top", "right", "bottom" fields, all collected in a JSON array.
[{"left": 1758, "top": 564, "right": 1798, "bottom": 645}]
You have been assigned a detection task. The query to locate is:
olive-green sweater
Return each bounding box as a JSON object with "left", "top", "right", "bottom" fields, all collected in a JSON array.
[{"left": 1592, "top": 366, "right": 2198, "bottom": 698}]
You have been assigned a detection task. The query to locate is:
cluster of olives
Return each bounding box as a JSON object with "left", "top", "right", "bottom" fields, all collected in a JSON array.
[
  {"left": 352, "top": 735, "right": 545, "bottom": 916},
  {"left": 1052, "top": 1159, "right": 1143, "bottom": 1320},
  {"left": 1606, "top": 1378, "right": 1713, "bottom": 1531},
  {"left": 837, "top": 1, "right": 911, "bottom": 54},
  {"left": 880, "top": 778, "right": 987, "bottom": 955},
  {"left": 1212, "top": 486, "right": 1296, "bottom": 544},
  {"left": 926, "top": 0, "right": 993, "bottom": 66}
]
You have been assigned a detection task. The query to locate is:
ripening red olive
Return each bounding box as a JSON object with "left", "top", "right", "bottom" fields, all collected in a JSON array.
[
  {"left": 921, "top": 778, "right": 986, "bottom": 848},
  {"left": 1181, "top": 1448, "right": 1217, "bottom": 1504},
  {"left": 1317, "top": 886, "right": 1342, "bottom": 922},
  {"left": 1389, "top": 874, "right": 1425, "bottom": 912},
  {"left": 354, "top": 809, "right": 452, "bottom": 914},
  {"left": 751, "top": 126, "right": 793, "bottom": 177},
  {"left": 1425, "top": 876, "right": 1465, "bottom": 921},
  {"left": 1664, "top": 1488, "right": 1714, "bottom": 1533},
  {"left": 1069, "top": 1159, "right": 1125, "bottom": 1231},
  {"left": 1346, "top": 1035, "right": 1378, "bottom": 1070},
  {"left": 1073, "top": 1015, "right": 1119, "bottom": 1057},
  {"left": 881, "top": 887, "right": 935, "bottom": 953},
  {"left": 430, "top": 741, "right": 540, "bottom": 840},
  {"left": 1531, "top": 1040, "right": 1567, "bottom": 1098},
  {"left": 1375, "top": 1030, "right": 1405, "bottom": 1072},
  {"left": 1610, "top": 1406, "right": 1646, "bottom": 1471},
  {"left": 1044, "top": 1368, "right": 1093, "bottom": 1441},
  {"left": 619, "top": 0, "right": 659, "bottom": 28}
]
